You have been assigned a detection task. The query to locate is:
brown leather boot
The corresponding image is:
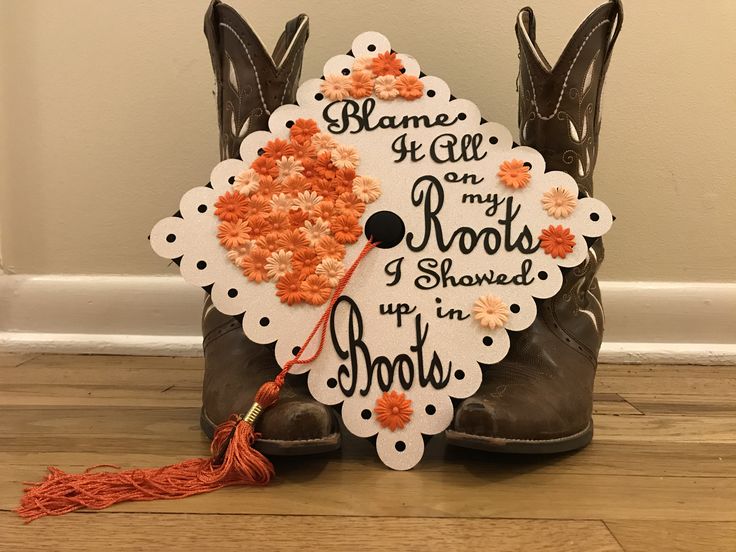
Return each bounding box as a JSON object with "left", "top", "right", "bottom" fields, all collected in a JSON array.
[
  {"left": 446, "top": 0, "right": 623, "bottom": 453},
  {"left": 199, "top": 1, "right": 340, "bottom": 454}
]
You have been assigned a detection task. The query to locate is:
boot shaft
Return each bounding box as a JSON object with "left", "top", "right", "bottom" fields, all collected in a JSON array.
[
  {"left": 204, "top": 0, "right": 309, "bottom": 161},
  {"left": 516, "top": 0, "right": 623, "bottom": 196}
]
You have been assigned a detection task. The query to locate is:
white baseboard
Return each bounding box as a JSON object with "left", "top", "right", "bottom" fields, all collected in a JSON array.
[{"left": 1, "top": 275, "right": 735, "bottom": 364}]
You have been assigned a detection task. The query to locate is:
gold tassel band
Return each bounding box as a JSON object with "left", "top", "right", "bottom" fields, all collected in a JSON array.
[{"left": 242, "top": 402, "right": 263, "bottom": 425}]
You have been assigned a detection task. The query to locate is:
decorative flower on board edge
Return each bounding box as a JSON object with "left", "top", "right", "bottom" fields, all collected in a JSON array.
[
  {"left": 214, "top": 190, "right": 249, "bottom": 222},
  {"left": 539, "top": 225, "right": 576, "bottom": 259},
  {"left": 472, "top": 295, "right": 510, "bottom": 330},
  {"left": 374, "top": 390, "right": 413, "bottom": 431},
  {"left": 395, "top": 74, "right": 423, "bottom": 100},
  {"left": 350, "top": 70, "right": 374, "bottom": 98},
  {"left": 374, "top": 75, "right": 399, "bottom": 101},
  {"left": 371, "top": 51, "right": 404, "bottom": 77},
  {"left": 320, "top": 73, "right": 352, "bottom": 101},
  {"left": 497, "top": 159, "right": 531, "bottom": 189},
  {"left": 541, "top": 187, "right": 578, "bottom": 219}
]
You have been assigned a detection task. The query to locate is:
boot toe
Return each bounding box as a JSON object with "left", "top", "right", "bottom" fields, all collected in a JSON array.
[{"left": 258, "top": 397, "right": 337, "bottom": 442}]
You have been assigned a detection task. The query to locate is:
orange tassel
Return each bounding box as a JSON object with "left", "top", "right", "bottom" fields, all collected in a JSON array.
[{"left": 17, "top": 241, "right": 377, "bottom": 522}]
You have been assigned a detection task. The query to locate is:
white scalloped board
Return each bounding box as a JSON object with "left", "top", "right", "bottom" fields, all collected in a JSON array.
[{"left": 150, "top": 32, "right": 612, "bottom": 470}]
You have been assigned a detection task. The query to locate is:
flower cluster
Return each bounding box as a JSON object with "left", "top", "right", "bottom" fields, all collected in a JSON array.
[
  {"left": 214, "top": 118, "right": 381, "bottom": 306},
  {"left": 321, "top": 50, "right": 423, "bottom": 102}
]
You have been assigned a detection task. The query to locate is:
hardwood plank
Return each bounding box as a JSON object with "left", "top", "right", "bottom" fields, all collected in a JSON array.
[
  {"left": 593, "top": 414, "right": 736, "bottom": 443},
  {"left": 596, "top": 365, "right": 736, "bottom": 396},
  {"left": 0, "top": 512, "right": 623, "bottom": 552},
  {"left": 0, "top": 354, "right": 37, "bottom": 367},
  {"left": 0, "top": 383, "right": 201, "bottom": 407},
  {"left": 606, "top": 520, "right": 736, "bottom": 552},
  {"left": 593, "top": 393, "right": 642, "bottom": 415},
  {"left": 621, "top": 393, "right": 736, "bottom": 416}
]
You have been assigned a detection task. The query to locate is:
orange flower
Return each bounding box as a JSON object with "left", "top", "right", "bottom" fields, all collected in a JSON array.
[
  {"left": 539, "top": 225, "right": 576, "bottom": 258},
  {"left": 256, "top": 233, "right": 280, "bottom": 254},
  {"left": 276, "top": 229, "right": 310, "bottom": 252},
  {"left": 290, "top": 118, "right": 319, "bottom": 144},
  {"left": 300, "top": 274, "right": 332, "bottom": 305},
  {"left": 336, "top": 192, "right": 366, "bottom": 218},
  {"left": 251, "top": 156, "right": 279, "bottom": 178},
  {"left": 315, "top": 151, "right": 336, "bottom": 180},
  {"left": 255, "top": 175, "right": 281, "bottom": 198},
  {"left": 242, "top": 195, "right": 270, "bottom": 219},
  {"left": 350, "top": 70, "right": 374, "bottom": 98},
  {"left": 291, "top": 139, "right": 317, "bottom": 160},
  {"left": 395, "top": 74, "right": 423, "bottom": 100},
  {"left": 314, "top": 200, "right": 337, "bottom": 221},
  {"left": 288, "top": 209, "right": 309, "bottom": 227},
  {"left": 371, "top": 51, "right": 403, "bottom": 77},
  {"left": 276, "top": 272, "right": 304, "bottom": 305},
  {"left": 245, "top": 215, "right": 270, "bottom": 241},
  {"left": 267, "top": 211, "right": 290, "bottom": 234},
  {"left": 292, "top": 248, "right": 320, "bottom": 276},
  {"left": 498, "top": 159, "right": 531, "bottom": 189},
  {"left": 282, "top": 173, "right": 308, "bottom": 196},
  {"left": 315, "top": 235, "right": 346, "bottom": 261},
  {"left": 214, "top": 190, "right": 249, "bottom": 222},
  {"left": 262, "top": 138, "right": 295, "bottom": 160},
  {"left": 335, "top": 167, "right": 356, "bottom": 186},
  {"left": 331, "top": 214, "right": 362, "bottom": 244},
  {"left": 310, "top": 178, "right": 339, "bottom": 201},
  {"left": 242, "top": 247, "right": 270, "bottom": 282},
  {"left": 217, "top": 219, "right": 251, "bottom": 249},
  {"left": 300, "top": 157, "right": 318, "bottom": 179},
  {"left": 374, "top": 390, "right": 413, "bottom": 431}
]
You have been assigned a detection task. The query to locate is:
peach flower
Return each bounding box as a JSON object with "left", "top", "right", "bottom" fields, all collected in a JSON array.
[
  {"left": 300, "top": 274, "right": 332, "bottom": 305},
  {"left": 374, "top": 390, "right": 413, "bottom": 431},
  {"left": 264, "top": 249, "right": 293, "bottom": 280},
  {"left": 289, "top": 118, "right": 319, "bottom": 144},
  {"left": 352, "top": 175, "right": 382, "bottom": 203},
  {"left": 314, "top": 200, "right": 337, "bottom": 221},
  {"left": 242, "top": 247, "right": 270, "bottom": 282},
  {"left": 269, "top": 192, "right": 294, "bottom": 213},
  {"left": 282, "top": 173, "right": 308, "bottom": 196},
  {"left": 262, "top": 138, "right": 294, "bottom": 160},
  {"left": 276, "top": 229, "right": 310, "bottom": 252},
  {"left": 350, "top": 70, "right": 374, "bottom": 98},
  {"left": 374, "top": 75, "right": 399, "bottom": 100},
  {"left": 371, "top": 51, "right": 403, "bottom": 77},
  {"left": 331, "top": 214, "right": 362, "bottom": 244},
  {"left": 315, "top": 235, "right": 346, "bottom": 261},
  {"left": 276, "top": 272, "right": 304, "bottom": 305},
  {"left": 315, "top": 257, "right": 345, "bottom": 287},
  {"left": 320, "top": 74, "right": 352, "bottom": 101},
  {"left": 539, "top": 225, "right": 576, "bottom": 259},
  {"left": 214, "top": 190, "right": 249, "bottom": 222},
  {"left": 226, "top": 246, "right": 253, "bottom": 268},
  {"left": 232, "top": 168, "right": 261, "bottom": 196},
  {"left": 251, "top": 156, "right": 279, "bottom": 178},
  {"left": 498, "top": 159, "right": 531, "bottom": 189},
  {"left": 267, "top": 211, "right": 290, "bottom": 234},
  {"left": 301, "top": 218, "right": 331, "bottom": 246},
  {"left": 276, "top": 156, "right": 304, "bottom": 183},
  {"left": 294, "top": 190, "right": 323, "bottom": 214},
  {"left": 311, "top": 132, "right": 338, "bottom": 154},
  {"left": 542, "top": 187, "right": 577, "bottom": 218},
  {"left": 217, "top": 219, "right": 251, "bottom": 249},
  {"left": 352, "top": 55, "right": 375, "bottom": 74},
  {"left": 331, "top": 144, "right": 360, "bottom": 170},
  {"left": 395, "top": 74, "right": 423, "bottom": 100},
  {"left": 472, "top": 295, "right": 510, "bottom": 330}
]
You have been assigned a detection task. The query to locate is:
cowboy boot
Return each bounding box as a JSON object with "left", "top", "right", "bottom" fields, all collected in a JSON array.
[
  {"left": 446, "top": 0, "right": 623, "bottom": 453},
  {"left": 199, "top": 0, "right": 340, "bottom": 454}
]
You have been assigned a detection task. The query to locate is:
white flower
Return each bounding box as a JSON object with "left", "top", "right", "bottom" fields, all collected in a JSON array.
[
  {"left": 301, "top": 218, "right": 331, "bottom": 246},
  {"left": 294, "top": 190, "right": 323, "bottom": 215},
  {"left": 315, "top": 257, "right": 346, "bottom": 287},
  {"left": 352, "top": 175, "right": 382, "bottom": 203},
  {"left": 275, "top": 156, "right": 304, "bottom": 183},
  {"left": 270, "top": 192, "right": 294, "bottom": 212},
  {"left": 331, "top": 144, "right": 360, "bottom": 170},
  {"left": 264, "top": 249, "right": 293, "bottom": 280},
  {"left": 472, "top": 295, "right": 510, "bottom": 329},
  {"left": 232, "top": 168, "right": 260, "bottom": 195},
  {"left": 311, "top": 132, "right": 338, "bottom": 154}
]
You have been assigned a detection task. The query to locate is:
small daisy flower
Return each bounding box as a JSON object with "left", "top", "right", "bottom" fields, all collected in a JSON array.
[
  {"left": 232, "top": 168, "right": 261, "bottom": 196},
  {"left": 264, "top": 249, "right": 293, "bottom": 280},
  {"left": 301, "top": 218, "right": 331, "bottom": 246},
  {"left": 315, "top": 257, "right": 346, "bottom": 287},
  {"left": 300, "top": 274, "right": 333, "bottom": 305},
  {"left": 214, "top": 190, "right": 249, "bottom": 222},
  {"left": 352, "top": 175, "right": 382, "bottom": 203},
  {"left": 217, "top": 219, "right": 251, "bottom": 249},
  {"left": 374, "top": 75, "right": 399, "bottom": 100},
  {"left": 472, "top": 295, "right": 510, "bottom": 330},
  {"left": 242, "top": 247, "right": 270, "bottom": 283},
  {"left": 395, "top": 74, "right": 423, "bottom": 100},
  {"left": 331, "top": 214, "right": 362, "bottom": 244},
  {"left": 226, "top": 245, "right": 253, "bottom": 268},
  {"left": 541, "top": 187, "right": 577, "bottom": 218},
  {"left": 270, "top": 192, "right": 294, "bottom": 213},
  {"left": 315, "top": 235, "right": 346, "bottom": 260},
  {"left": 292, "top": 248, "right": 321, "bottom": 276},
  {"left": 352, "top": 55, "right": 375, "bottom": 74},
  {"left": 350, "top": 70, "right": 374, "bottom": 98},
  {"left": 498, "top": 159, "right": 531, "bottom": 189},
  {"left": 371, "top": 51, "right": 403, "bottom": 77},
  {"left": 289, "top": 118, "right": 319, "bottom": 144},
  {"left": 276, "top": 272, "right": 304, "bottom": 305},
  {"left": 256, "top": 232, "right": 281, "bottom": 253},
  {"left": 320, "top": 74, "right": 352, "bottom": 101},
  {"left": 374, "top": 390, "right": 413, "bottom": 431},
  {"left": 294, "top": 190, "right": 323, "bottom": 215},
  {"left": 251, "top": 156, "right": 279, "bottom": 178},
  {"left": 331, "top": 144, "right": 360, "bottom": 170},
  {"left": 276, "top": 229, "right": 310, "bottom": 252},
  {"left": 262, "top": 138, "right": 295, "bottom": 160},
  {"left": 336, "top": 192, "right": 366, "bottom": 218},
  {"left": 276, "top": 156, "right": 304, "bottom": 183},
  {"left": 311, "top": 132, "right": 338, "bottom": 154}
]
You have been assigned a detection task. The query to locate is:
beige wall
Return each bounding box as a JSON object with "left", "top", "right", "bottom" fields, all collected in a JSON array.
[{"left": 1, "top": 0, "right": 734, "bottom": 281}]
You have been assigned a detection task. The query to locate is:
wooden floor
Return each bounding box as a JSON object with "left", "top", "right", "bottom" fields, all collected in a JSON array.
[{"left": 1, "top": 354, "right": 734, "bottom": 551}]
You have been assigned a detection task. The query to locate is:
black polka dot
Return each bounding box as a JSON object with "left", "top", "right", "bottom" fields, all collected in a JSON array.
[
  {"left": 227, "top": 288, "right": 238, "bottom": 298},
  {"left": 198, "top": 204, "right": 207, "bottom": 213},
  {"left": 395, "top": 441, "right": 406, "bottom": 452},
  {"left": 341, "top": 68, "right": 350, "bottom": 76},
  {"left": 489, "top": 136, "right": 498, "bottom": 144},
  {"left": 455, "top": 370, "right": 465, "bottom": 380},
  {"left": 483, "top": 336, "right": 493, "bottom": 346},
  {"left": 400, "top": 67, "right": 406, "bottom": 74},
  {"left": 257, "top": 148, "right": 265, "bottom": 156},
  {"left": 228, "top": 176, "right": 235, "bottom": 184},
  {"left": 590, "top": 212, "right": 600, "bottom": 221},
  {"left": 361, "top": 409, "right": 372, "bottom": 420},
  {"left": 196, "top": 260, "right": 207, "bottom": 270},
  {"left": 538, "top": 271, "right": 548, "bottom": 280},
  {"left": 292, "top": 346, "right": 301, "bottom": 356},
  {"left": 327, "top": 378, "right": 338, "bottom": 388},
  {"left": 286, "top": 120, "right": 294, "bottom": 128},
  {"left": 259, "top": 317, "right": 270, "bottom": 327},
  {"left": 367, "top": 44, "right": 376, "bottom": 52},
  {"left": 166, "top": 234, "right": 176, "bottom": 243},
  {"left": 425, "top": 404, "right": 436, "bottom": 415},
  {"left": 510, "top": 304, "right": 520, "bottom": 314},
  {"left": 523, "top": 162, "right": 532, "bottom": 169},
  {"left": 458, "top": 113, "right": 467, "bottom": 121},
  {"left": 427, "top": 89, "right": 435, "bottom": 97},
  {"left": 315, "top": 93, "right": 324, "bottom": 101}
]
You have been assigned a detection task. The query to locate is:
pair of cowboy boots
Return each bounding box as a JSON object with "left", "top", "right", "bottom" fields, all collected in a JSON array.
[{"left": 199, "top": 0, "right": 622, "bottom": 455}]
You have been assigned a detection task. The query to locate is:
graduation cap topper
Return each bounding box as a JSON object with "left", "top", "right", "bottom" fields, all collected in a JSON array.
[{"left": 150, "top": 32, "right": 613, "bottom": 470}]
